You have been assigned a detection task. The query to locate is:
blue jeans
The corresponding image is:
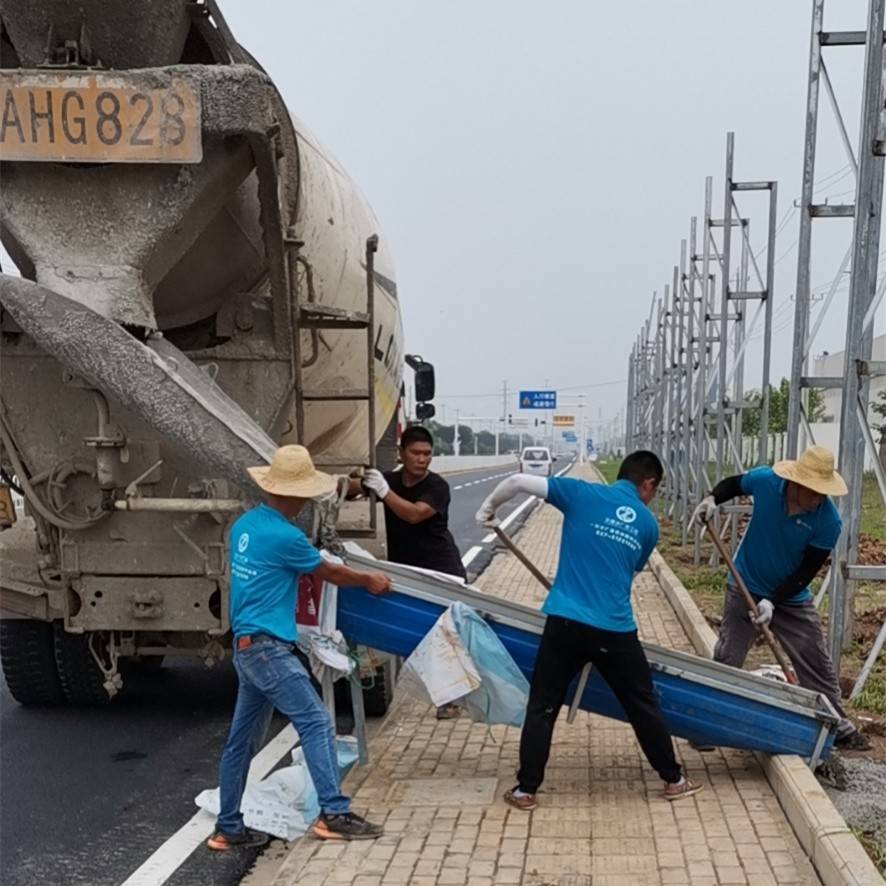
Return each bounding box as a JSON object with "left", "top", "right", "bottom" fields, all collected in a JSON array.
[{"left": 216, "top": 636, "right": 350, "bottom": 834}]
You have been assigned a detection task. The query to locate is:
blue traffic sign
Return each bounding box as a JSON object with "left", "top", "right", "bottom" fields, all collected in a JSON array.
[
  {"left": 519, "top": 390, "right": 557, "bottom": 410},
  {"left": 562, "top": 431, "right": 577, "bottom": 443},
  {"left": 586, "top": 437, "right": 595, "bottom": 453}
]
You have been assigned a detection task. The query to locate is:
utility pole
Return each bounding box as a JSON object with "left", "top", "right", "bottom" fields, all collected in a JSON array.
[{"left": 454, "top": 408, "right": 460, "bottom": 456}]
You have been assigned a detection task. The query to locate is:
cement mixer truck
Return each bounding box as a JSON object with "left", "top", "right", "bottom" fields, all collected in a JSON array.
[{"left": 0, "top": 0, "right": 435, "bottom": 705}]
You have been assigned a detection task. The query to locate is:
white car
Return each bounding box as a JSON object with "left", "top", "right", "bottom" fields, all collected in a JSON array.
[{"left": 519, "top": 446, "right": 554, "bottom": 477}]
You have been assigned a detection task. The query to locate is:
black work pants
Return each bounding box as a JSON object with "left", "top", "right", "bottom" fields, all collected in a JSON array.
[{"left": 517, "top": 615, "right": 682, "bottom": 793}]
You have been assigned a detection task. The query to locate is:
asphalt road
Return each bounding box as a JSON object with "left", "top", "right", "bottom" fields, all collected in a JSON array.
[{"left": 0, "top": 458, "right": 568, "bottom": 886}]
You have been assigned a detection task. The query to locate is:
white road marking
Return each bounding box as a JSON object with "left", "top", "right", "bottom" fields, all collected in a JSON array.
[
  {"left": 453, "top": 485, "right": 463, "bottom": 490},
  {"left": 461, "top": 545, "right": 484, "bottom": 567},
  {"left": 120, "top": 724, "right": 299, "bottom": 886}
]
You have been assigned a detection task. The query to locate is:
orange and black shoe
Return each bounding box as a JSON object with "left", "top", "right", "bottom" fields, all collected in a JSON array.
[
  {"left": 206, "top": 827, "right": 270, "bottom": 851},
  {"left": 311, "top": 812, "right": 384, "bottom": 841}
]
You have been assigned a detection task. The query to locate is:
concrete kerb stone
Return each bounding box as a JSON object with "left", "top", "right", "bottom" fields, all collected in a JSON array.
[{"left": 649, "top": 546, "right": 884, "bottom": 886}]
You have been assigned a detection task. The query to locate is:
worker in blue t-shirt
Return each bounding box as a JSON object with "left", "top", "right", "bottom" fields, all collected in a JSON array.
[
  {"left": 477, "top": 450, "right": 703, "bottom": 811},
  {"left": 208, "top": 445, "right": 393, "bottom": 852},
  {"left": 691, "top": 445, "right": 870, "bottom": 751}
]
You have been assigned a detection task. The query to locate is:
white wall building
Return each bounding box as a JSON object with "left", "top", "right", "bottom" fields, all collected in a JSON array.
[{"left": 805, "top": 333, "right": 886, "bottom": 471}]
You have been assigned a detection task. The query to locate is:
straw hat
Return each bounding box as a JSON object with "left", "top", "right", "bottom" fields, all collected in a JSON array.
[
  {"left": 772, "top": 445, "right": 848, "bottom": 497},
  {"left": 247, "top": 445, "right": 337, "bottom": 499}
]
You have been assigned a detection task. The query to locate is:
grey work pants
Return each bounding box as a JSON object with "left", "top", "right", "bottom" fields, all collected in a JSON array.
[{"left": 713, "top": 587, "right": 851, "bottom": 735}]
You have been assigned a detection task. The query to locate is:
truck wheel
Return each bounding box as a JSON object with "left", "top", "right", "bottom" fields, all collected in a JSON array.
[
  {"left": 0, "top": 619, "right": 66, "bottom": 706},
  {"left": 362, "top": 664, "right": 393, "bottom": 717},
  {"left": 53, "top": 625, "right": 113, "bottom": 705}
]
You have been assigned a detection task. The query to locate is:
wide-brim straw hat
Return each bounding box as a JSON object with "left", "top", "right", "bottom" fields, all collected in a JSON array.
[
  {"left": 772, "top": 445, "right": 848, "bottom": 497},
  {"left": 247, "top": 445, "right": 337, "bottom": 499}
]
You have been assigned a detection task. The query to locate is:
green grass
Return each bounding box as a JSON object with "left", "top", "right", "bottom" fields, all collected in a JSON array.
[
  {"left": 861, "top": 471, "right": 886, "bottom": 541},
  {"left": 594, "top": 457, "right": 621, "bottom": 485},
  {"left": 852, "top": 828, "right": 886, "bottom": 877}
]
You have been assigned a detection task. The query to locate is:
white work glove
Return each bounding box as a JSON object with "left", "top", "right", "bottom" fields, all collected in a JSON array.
[
  {"left": 751, "top": 599, "right": 774, "bottom": 627},
  {"left": 475, "top": 496, "right": 499, "bottom": 528},
  {"left": 362, "top": 469, "right": 390, "bottom": 500},
  {"left": 689, "top": 495, "right": 717, "bottom": 530}
]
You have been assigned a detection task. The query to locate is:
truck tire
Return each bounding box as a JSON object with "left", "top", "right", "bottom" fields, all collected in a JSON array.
[
  {"left": 0, "top": 619, "right": 66, "bottom": 706},
  {"left": 362, "top": 664, "right": 393, "bottom": 717},
  {"left": 53, "top": 624, "right": 113, "bottom": 706}
]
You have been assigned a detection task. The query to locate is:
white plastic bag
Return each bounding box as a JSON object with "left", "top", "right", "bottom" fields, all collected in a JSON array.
[
  {"left": 396, "top": 602, "right": 530, "bottom": 726},
  {"left": 195, "top": 738, "right": 360, "bottom": 841},
  {"left": 397, "top": 607, "right": 482, "bottom": 707},
  {"left": 195, "top": 746, "right": 319, "bottom": 840}
]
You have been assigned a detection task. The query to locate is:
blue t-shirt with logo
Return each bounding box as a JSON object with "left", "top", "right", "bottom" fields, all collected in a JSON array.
[
  {"left": 544, "top": 478, "right": 658, "bottom": 633},
  {"left": 229, "top": 504, "right": 323, "bottom": 642},
  {"left": 734, "top": 466, "right": 841, "bottom": 604}
]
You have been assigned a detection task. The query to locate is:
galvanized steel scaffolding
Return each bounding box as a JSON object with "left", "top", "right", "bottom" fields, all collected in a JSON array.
[{"left": 625, "top": 0, "right": 886, "bottom": 685}]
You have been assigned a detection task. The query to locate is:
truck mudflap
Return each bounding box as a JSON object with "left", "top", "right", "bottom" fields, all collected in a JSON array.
[{"left": 0, "top": 562, "right": 64, "bottom": 621}]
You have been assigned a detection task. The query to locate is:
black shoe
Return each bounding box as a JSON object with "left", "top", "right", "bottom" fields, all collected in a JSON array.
[
  {"left": 312, "top": 811, "right": 384, "bottom": 841},
  {"left": 207, "top": 827, "right": 270, "bottom": 851},
  {"left": 835, "top": 729, "right": 872, "bottom": 751},
  {"left": 689, "top": 740, "right": 716, "bottom": 752}
]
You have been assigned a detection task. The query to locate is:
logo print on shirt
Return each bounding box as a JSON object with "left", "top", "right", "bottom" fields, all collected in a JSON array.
[
  {"left": 615, "top": 506, "right": 637, "bottom": 524},
  {"left": 237, "top": 532, "right": 250, "bottom": 553}
]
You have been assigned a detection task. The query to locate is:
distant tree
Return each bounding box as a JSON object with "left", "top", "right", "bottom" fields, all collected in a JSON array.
[{"left": 741, "top": 378, "right": 825, "bottom": 437}]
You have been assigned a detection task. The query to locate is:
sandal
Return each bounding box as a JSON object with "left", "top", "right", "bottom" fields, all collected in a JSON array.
[
  {"left": 662, "top": 778, "right": 704, "bottom": 801},
  {"left": 503, "top": 788, "right": 537, "bottom": 811}
]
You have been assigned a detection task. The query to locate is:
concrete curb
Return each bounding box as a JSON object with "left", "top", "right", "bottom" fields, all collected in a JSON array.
[{"left": 648, "top": 551, "right": 884, "bottom": 886}]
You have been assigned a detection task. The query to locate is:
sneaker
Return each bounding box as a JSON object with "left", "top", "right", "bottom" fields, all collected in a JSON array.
[
  {"left": 662, "top": 778, "right": 704, "bottom": 802},
  {"left": 436, "top": 703, "right": 461, "bottom": 720},
  {"left": 206, "top": 827, "right": 269, "bottom": 851},
  {"left": 835, "top": 729, "right": 872, "bottom": 751},
  {"left": 311, "top": 812, "right": 384, "bottom": 841},
  {"left": 503, "top": 788, "right": 538, "bottom": 812}
]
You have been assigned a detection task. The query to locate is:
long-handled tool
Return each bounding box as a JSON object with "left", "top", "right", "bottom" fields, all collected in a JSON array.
[
  {"left": 492, "top": 525, "right": 551, "bottom": 591},
  {"left": 491, "top": 525, "right": 592, "bottom": 722},
  {"left": 704, "top": 522, "right": 799, "bottom": 685}
]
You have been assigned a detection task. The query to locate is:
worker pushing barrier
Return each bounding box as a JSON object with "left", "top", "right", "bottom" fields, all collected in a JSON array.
[
  {"left": 354, "top": 424, "right": 467, "bottom": 719},
  {"left": 208, "top": 446, "right": 392, "bottom": 851},
  {"left": 690, "top": 444, "right": 871, "bottom": 751},
  {"left": 476, "top": 450, "right": 703, "bottom": 811}
]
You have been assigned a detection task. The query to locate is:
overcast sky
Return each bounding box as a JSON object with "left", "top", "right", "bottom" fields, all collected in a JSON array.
[{"left": 34, "top": 2, "right": 886, "bottom": 440}]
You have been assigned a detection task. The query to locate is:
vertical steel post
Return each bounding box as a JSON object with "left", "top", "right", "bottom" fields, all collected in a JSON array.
[
  {"left": 695, "top": 177, "right": 714, "bottom": 563},
  {"left": 675, "top": 249, "right": 687, "bottom": 525},
  {"left": 830, "top": 0, "right": 886, "bottom": 665},
  {"left": 787, "top": 0, "right": 824, "bottom": 459},
  {"left": 626, "top": 347, "right": 636, "bottom": 452},
  {"left": 682, "top": 219, "right": 698, "bottom": 545},
  {"left": 716, "top": 133, "right": 735, "bottom": 487},
  {"left": 760, "top": 183, "right": 778, "bottom": 463}
]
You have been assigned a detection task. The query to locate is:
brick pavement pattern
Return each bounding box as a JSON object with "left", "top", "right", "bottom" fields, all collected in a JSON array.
[{"left": 271, "top": 466, "right": 820, "bottom": 885}]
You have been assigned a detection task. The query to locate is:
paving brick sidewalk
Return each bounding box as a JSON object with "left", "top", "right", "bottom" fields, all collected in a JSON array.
[{"left": 269, "top": 468, "right": 820, "bottom": 886}]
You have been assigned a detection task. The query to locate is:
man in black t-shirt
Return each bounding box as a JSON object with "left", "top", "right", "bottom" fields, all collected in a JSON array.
[
  {"left": 358, "top": 425, "right": 465, "bottom": 718},
  {"left": 361, "top": 425, "right": 466, "bottom": 580}
]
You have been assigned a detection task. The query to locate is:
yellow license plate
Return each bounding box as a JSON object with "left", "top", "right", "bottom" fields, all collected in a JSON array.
[{"left": 0, "top": 72, "right": 202, "bottom": 164}]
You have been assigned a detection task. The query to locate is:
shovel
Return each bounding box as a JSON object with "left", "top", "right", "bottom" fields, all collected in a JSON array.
[
  {"left": 491, "top": 526, "right": 592, "bottom": 722},
  {"left": 704, "top": 522, "right": 799, "bottom": 685}
]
